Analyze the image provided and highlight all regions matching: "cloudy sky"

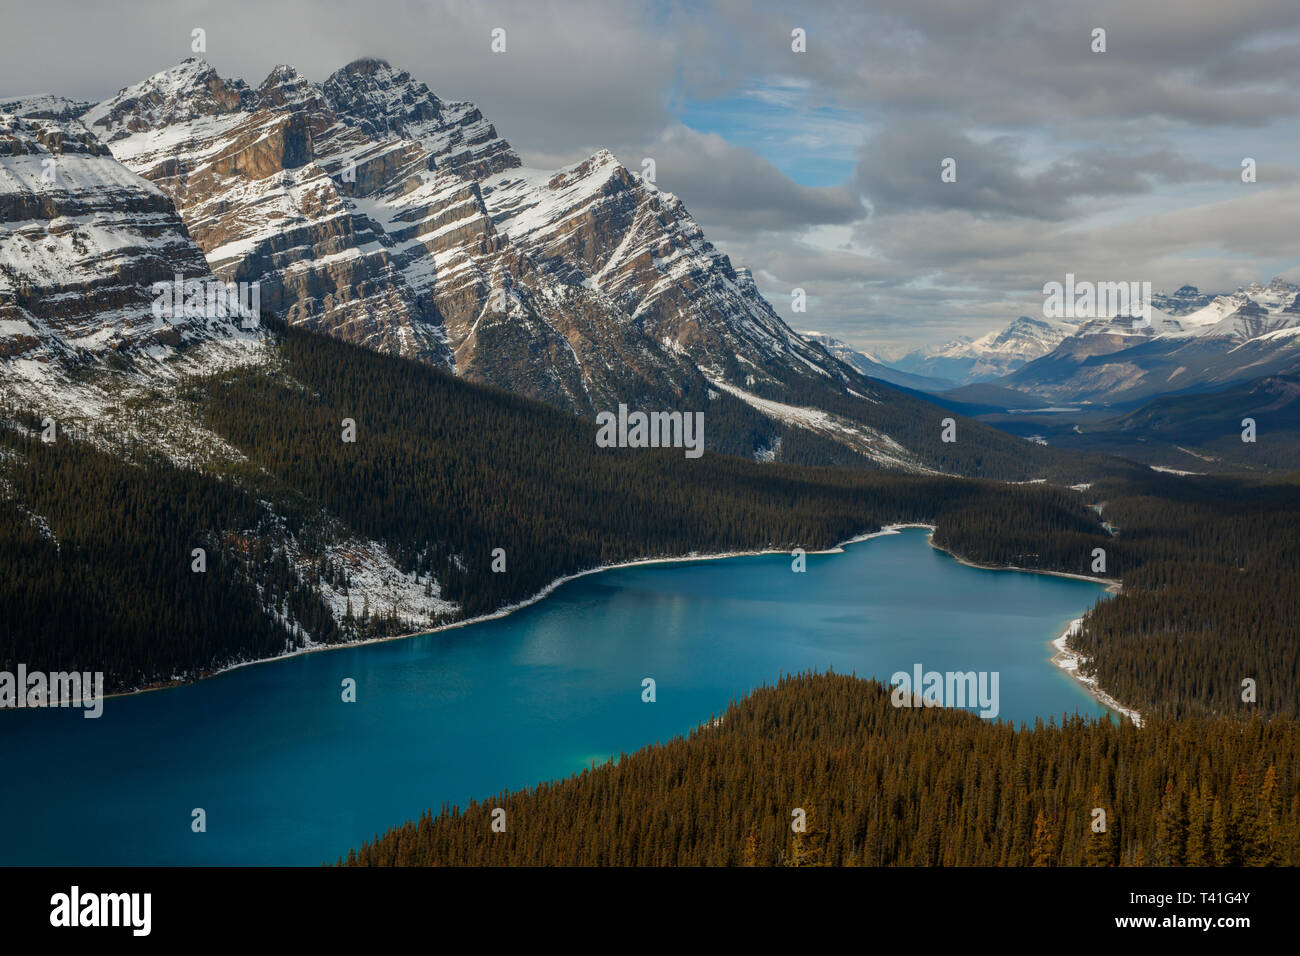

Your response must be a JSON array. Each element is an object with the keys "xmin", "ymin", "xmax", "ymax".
[{"xmin": 3, "ymin": 0, "xmax": 1299, "ymax": 353}]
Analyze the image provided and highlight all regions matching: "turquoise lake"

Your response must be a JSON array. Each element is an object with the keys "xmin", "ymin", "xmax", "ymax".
[{"xmin": 0, "ymin": 527, "xmax": 1113, "ymax": 865}]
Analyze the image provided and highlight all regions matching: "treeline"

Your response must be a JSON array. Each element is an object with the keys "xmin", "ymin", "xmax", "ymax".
[
  {"xmin": 197, "ymin": 323, "xmax": 1113, "ymax": 622},
  {"xmin": 0, "ymin": 321, "xmax": 1115, "ymax": 692},
  {"xmin": 340, "ymin": 672, "xmax": 1299, "ymax": 867},
  {"xmin": 1069, "ymin": 471, "xmax": 1300, "ymax": 719},
  {"xmin": 731, "ymin": 351, "xmax": 1106, "ymax": 483},
  {"xmin": 0, "ymin": 422, "xmax": 344, "ymax": 690}
]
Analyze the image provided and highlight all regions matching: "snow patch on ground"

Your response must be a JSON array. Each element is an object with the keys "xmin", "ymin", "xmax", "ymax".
[
  {"xmin": 310, "ymin": 537, "xmax": 458, "ymax": 627},
  {"xmin": 1051, "ymin": 619, "xmax": 1143, "ymax": 726},
  {"xmin": 707, "ymin": 377, "xmax": 928, "ymax": 472}
]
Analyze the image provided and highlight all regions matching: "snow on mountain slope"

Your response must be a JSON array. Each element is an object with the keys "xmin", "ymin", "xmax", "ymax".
[
  {"xmin": 886, "ymin": 315, "xmax": 1077, "ymax": 384},
  {"xmin": 1199, "ymin": 297, "xmax": 1300, "ymax": 343},
  {"xmin": 0, "ymin": 95, "xmax": 92, "ymax": 121},
  {"xmin": 480, "ymin": 150, "xmax": 847, "ymax": 389},
  {"xmin": 71, "ymin": 58, "xmax": 926, "ymax": 466},
  {"xmin": 708, "ymin": 377, "xmax": 928, "ymax": 471},
  {"xmin": 0, "ymin": 111, "xmax": 256, "ymax": 366},
  {"xmin": 1001, "ymin": 280, "xmax": 1300, "ymax": 403},
  {"xmin": 968, "ymin": 315, "xmax": 1078, "ymax": 358},
  {"xmin": 320, "ymin": 58, "xmax": 520, "ymax": 180},
  {"xmin": 83, "ymin": 59, "xmax": 461, "ymax": 365},
  {"xmin": 1150, "ymin": 284, "xmax": 1214, "ymax": 316},
  {"xmin": 1162, "ymin": 295, "xmax": 1244, "ymax": 332}
]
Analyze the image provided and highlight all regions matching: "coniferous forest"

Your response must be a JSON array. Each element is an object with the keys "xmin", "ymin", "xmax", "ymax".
[
  {"xmin": 3, "ymin": 321, "xmax": 1299, "ymax": 872},
  {"xmin": 2, "ymin": 321, "xmax": 1298, "ymax": 724},
  {"xmin": 342, "ymin": 672, "xmax": 1299, "ymax": 867},
  {"xmin": 0, "ymin": 322, "xmax": 1119, "ymax": 693}
]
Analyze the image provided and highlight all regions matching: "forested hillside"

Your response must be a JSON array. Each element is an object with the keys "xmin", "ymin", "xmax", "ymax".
[
  {"xmin": 342, "ymin": 672, "xmax": 1300, "ymax": 867},
  {"xmin": 0, "ymin": 322, "xmax": 1115, "ymax": 694},
  {"xmin": 0, "ymin": 421, "xmax": 344, "ymax": 689},
  {"xmin": 1069, "ymin": 470, "xmax": 1300, "ymax": 719},
  {"xmin": 4, "ymin": 321, "xmax": 1297, "ymax": 725},
  {"xmin": 197, "ymin": 323, "xmax": 1113, "ymax": 620}
]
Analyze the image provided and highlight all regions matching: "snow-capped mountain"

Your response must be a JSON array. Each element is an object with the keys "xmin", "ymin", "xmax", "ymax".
[
  {"xmin": 62, "ymin": 57, "xmax": 945, "ymax": 466},
  {"xmin": 1150, "ymin": 284, "xmax": 1215, "ymax": 316},
  {"xmin": 1001, "ymin": 281, "xmax": 1300, "ymax": 404},
  {"xmin": 885, "ymin": 315, "xmax": 1079, "ymax": 384},
  {"xmin": 0, "ymin": 56, "xmax": 1080, "ymax": 479},
  {"xmin": 797, "ymin": 332, "xmax": 956, "ymax": 391},
  {"xmin": 0, "ymin": 110, "xmax": 255, "ymax": 368},
  {"xmin": 74, "ymin": 60, "xmax": 846, "ymax": 403}
]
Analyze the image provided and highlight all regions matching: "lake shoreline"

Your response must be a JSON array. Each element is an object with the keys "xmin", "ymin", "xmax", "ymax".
[
  {"xmin": 1049, "ymin": 620, "xmax": 1144, "ymax": 726},
  {"xmin": 912, "ymin": 525, "xmax": 1138, "ymax": 723},
  {"xmin": 920, "ymin": 526, "xmax": 1122, "ymax": 594},
  {"xmin": 99, "ymin": 526, "xmax": 910, "ymax": 702},
  {"xmin": 99, "ymin": 522, "xmax": 1123, "ymax": 707}
]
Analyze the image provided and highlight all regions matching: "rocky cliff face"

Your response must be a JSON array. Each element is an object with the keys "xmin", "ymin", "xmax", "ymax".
[
  {"xmin": 79, "ymin": 59, "xmax": 454, "ymax": 365},
  {"xmin": 0, "ymin": 111, "xmax": 243, "ymax": 366},
  {"xmin": 479, "ymin": 150, "xmax": 841, "ymax": 390},
  {"xmin": 75, "ymin": 59, "xmax": 873, "ymax": 432},
  {"xmin": 321, "ymin": 58, "xmax": 520, "ymax": 181}
]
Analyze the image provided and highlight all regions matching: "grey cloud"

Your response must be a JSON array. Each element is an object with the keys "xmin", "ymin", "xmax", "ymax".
[
  {"xmin": 3, "ymin": 0, "xmax": 1298, "ymax": 353},
  {"xmin": 637, "ymin": 126, "xmax": 864, "ymax": 232},
  {"xmin": 853, "ymin": 125, "xmax": 1225, "ymax": 220}
]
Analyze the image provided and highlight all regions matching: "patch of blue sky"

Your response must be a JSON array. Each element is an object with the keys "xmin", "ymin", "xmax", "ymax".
[{"xmin": 679, "ymin": 81, "xmax": 868, "ymax": 187}]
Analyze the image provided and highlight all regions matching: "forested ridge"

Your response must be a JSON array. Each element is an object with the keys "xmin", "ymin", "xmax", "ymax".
[
  {"xmin": 2, "ymin": 320, "xmax": 1297, "ymax": 725},
  {"xmin": 0, "ymin": 421, "xmax": 345, "ymax": 689},
  {"xmin": 197, "ymin": 324, "xmax": 1113, "ymax": 621},
  {"xmin": 341, "ymin": 672, "xmax": 1299, "ymax": 867},
  {"xmin": 0, "ymin": 312, "xmax": 1110, "ymax": 693},
  {"xmin": 1069, "ymin": 471, "xmax": 1300, "ymax": 720}
]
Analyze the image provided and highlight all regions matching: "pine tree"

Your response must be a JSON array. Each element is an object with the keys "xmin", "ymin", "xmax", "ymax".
[
  {"xmin": 1084, "ymin": 786, "xmax": 1113, "ymax": 867},
  {"xmin": 1250, "ymin": 766, "xmax": 1281, "ymax": 866},
  {"xmin": 1031, "ymin": 811, "xmax": 1055, "ymax": 867},
  {"xmin": 788, "ymin": 804, "xmax": 826, "ymax": 867},
  {"xmin": 1230, "ymin": 769, "xmax": 1257, "ymax": 867},
  {"xmin": 1210, "ymin": 797, "xmax": 1232, "ymax": 866},
  {"xmin": 1185, "ymin": 788, "xmax": 1209, "ymax": 867},
  {"xmin": 1154, "ymin": 780, "xmax": 1186, "ymax": 866}
]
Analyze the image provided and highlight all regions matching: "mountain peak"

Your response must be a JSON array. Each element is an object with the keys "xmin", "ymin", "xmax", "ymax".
[
  {"xmin": 323, "ymin": 57, "xmax": 443, "ymax": 117},
  {"xmin": 336, "ymin": 57, "xmax": 395, "ymax": 76},
  {"xmin": 322, "ymin": 58, "xmax": 519, "ymax": 179},
  {"xmin": 82, "ymin": 58, "xmax": 252, "ymax": 136},
  {"xmin": 256, "ymin": 64, "xmax": 324, "ymax": 111}
]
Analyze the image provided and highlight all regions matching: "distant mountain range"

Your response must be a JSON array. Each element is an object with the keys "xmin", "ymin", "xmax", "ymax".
[
  {"xmin": 878, "ymin": 315, "xmax": 1081, "ymax": 385},
  {"xmin": 856, "ymin": 281, "xmax": 1300, "ymax": 402},
  {"xmin": 830, "ymin": 281, "xmax": 1300, "ymax": 472},
  {"xmin": 999, "ymin": 280, "xmax": 1300, "ymax": 406},
  {"xmin": 797, "ymin": 332, "xmax": 956, "ymax": 391}
]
